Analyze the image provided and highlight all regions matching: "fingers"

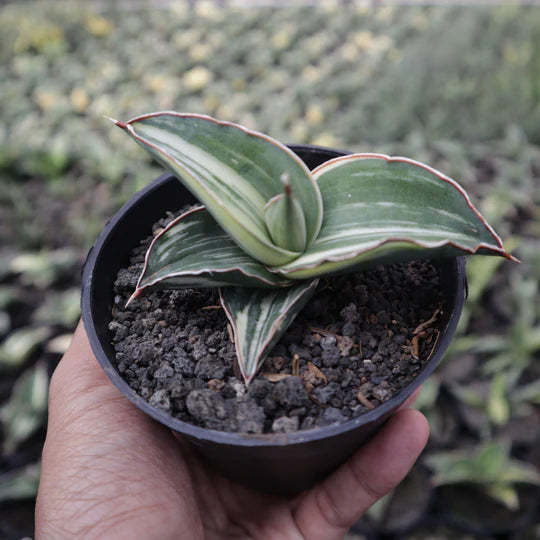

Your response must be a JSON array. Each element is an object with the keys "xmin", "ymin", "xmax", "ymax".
[
  {"xmin": 294, "ymin": 409, "xmax": 429, "ymax": 540},
  {"xmin": 37, "ymin": 320, "xmax": 205, "ymax": 539},
  {"xmin": 48, "ymin": 320, "xmax": 111, "ymax": 400},
  {"xmin": 46, "ymin": 320, "xmax": 134, "ymax": 438}
]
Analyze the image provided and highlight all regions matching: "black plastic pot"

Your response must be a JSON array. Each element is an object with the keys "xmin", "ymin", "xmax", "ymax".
[{"xmin": 81, "ymin": 144, "xmax": 467, "ymax": 495}]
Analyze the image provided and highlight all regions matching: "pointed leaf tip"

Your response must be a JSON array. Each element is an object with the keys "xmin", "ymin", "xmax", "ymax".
[
  {"xmin": 116, "ymin": 112, "xmax": 323, "ymax": 264},
  {"xmin": 220, "ymin": 279, "xmax": 319, "ymax": 384},
  {"xmin": 104, "ymin": 115, "xmax": 127, "ymax": 129},
  {"xmin": 125, "ymin": 289, "xmax": 141, "ymax": 308},
  {"xmin": 503, "ymin": 251, "xmax": 520, "ymax": 263},
  {"xmin": 281, "ymin": 172, "xmax": 292, "ymax": 195},
  {"xmin": 276, "ymin": 154, "xmax": 517, "ymax": 278}
]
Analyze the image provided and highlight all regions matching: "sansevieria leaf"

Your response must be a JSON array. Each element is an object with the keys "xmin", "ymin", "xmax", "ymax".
[
  {"xmin": 264, "ymin": 175, "xmax": 307, "ymax": 253},
  {"xmin": 220, "ymin": 279, "xmax": 319, "ymax": 384},
  {"xmin": 109, "ymin": 112, "xmax": 322, "ymax": 266},
  {"xmin": 274, "ymin": 154, "xmax": 515, "ymax": 279},
  {"xmin": 128, "ymin": 207, "xmax": 292, "ymax": 304}
]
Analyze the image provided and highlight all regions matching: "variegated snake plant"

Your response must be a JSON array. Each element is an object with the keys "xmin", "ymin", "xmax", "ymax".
[{"xmin": 107, "ymin": 112, "xmax": 515, "ymax": 384}]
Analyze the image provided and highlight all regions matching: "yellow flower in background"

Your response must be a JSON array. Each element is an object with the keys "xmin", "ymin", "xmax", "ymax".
[
  {"xmin": 70, "ymin": 88, "xmax": 90, "ymax": 113},
  {"xmin": 203, "ymin": 93, "xmax": 220, "ymax": 113},
  {"xmin": 302, "ymin": 65, "xmax": 322, "ymax": 83},
  {"xmin": 183, "ymin": 66, "xmax": 213, "ymax": 92},
  {"xmin": 189, "ymin": 43, "xmax": 213, "ymax": 63},
  {"xmin": 353, "ymin": 31, "xmax": 375, "ymax": 51},
  {"xmin": 311, "ymin": 132, "xmax": 341, "ymax": 148},
  {"xmin": 173, "ymin": 28, "xmax": 201, "ymax": 50},
  {"xmin": 272, "ymin": 29, "xmax": 292, "ymax": 51},
  {"xmin": 85, "ymin": 14, "xmax": 113, "ymax": 37},
  {"xmin": 305, "ymin": 104, "xmax": 324, "ymax": 127},
  {"xmin": 353, "ymin": 31, "xmax": 393, "ymax": 54},
  {"xmin": 232, "ymin": 78, "xmax": 247, "ymax": 92},
  {"xmin": 339, "ymin": 43, "xmax": 359, "ymax": 62},
  {"xmin": 13, "ymin": 20, "xmax": 65, "ymax": 53},
  {"xmin": 35, "ymin": 89, "xmax": 59, "ymax": 111},
  {"xmin": 195, "ymin": 0, "xmax": 222, "ymax": 20},
  {"xmin": 320, "ymin": 0, "xmax": 340, "ymax": 11},
  {"xmin": 290, "ymin": 121, "xmax": 308, "ymax": 143},
  {"xmin": 216, "ymin": 103, "xmax": 235, "ymax": 120},
  {"xmin": 145, "ymin": 75, "xmax": 169, "ymax": 94}
]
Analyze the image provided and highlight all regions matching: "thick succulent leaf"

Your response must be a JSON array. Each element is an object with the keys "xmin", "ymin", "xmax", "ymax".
[
  {"xmin": 128, "ymin": 207, "xmax": 292, "ymax": 303},
  {"xmin": 220, "ymin": 279, "xmax": 319, "ymax": 384},
  {"xmin": 264, "ymin": 187, "xmax": 307, "ymax": 253},
  {"xmin": 110, "ymin": 112, "xmax": 322, "ymax": 266},
  {"xmin": 273, "ymin": 154, "xmax": 515, "ymax": 279}
]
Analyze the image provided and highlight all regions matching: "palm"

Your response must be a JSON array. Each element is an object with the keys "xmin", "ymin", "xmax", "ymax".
[{"xmin": 36, "ymin": 323, "xmax": 428, "ymax": 540}]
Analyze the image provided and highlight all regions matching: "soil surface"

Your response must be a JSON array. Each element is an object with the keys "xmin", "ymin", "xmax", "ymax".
[{"xmin": 109, "ymin": 215, "xmax": 443, "ymax": 434}]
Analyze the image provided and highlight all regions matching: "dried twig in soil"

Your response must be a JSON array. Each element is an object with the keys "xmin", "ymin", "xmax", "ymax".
[
  {"xmin": 308, "ymin": 393, "xmax": 326, "ymax": 408},
  {"xmin": 356, "ymin": 390, "xmax": 375, "ymax": 410},
  {"xmin": 309, "ymin": 326, "xmax": 340, "ymax": 338},
  {"xmin": 307, "ymin": 361, "xmax": 327, "ymax": 383},
  {"xmin": 413, "ymin": 305, "xmax": 441, "ymax": 335},
  {"xmin": 292, "ymin": 354, "xmax": 300, "ymax": 376},
  {"xmin": 263, "ymin": 373, "xmax": 291, "ymax": 383},
  {"xmin": 424, "ymin": 329, "xmax": 441, "ymax": 361}
]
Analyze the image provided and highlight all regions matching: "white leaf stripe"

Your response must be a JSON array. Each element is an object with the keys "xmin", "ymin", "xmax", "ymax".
[
  {"xmin": 313, "ymin": 226, "xmax": 482, "ymax": 245},
  {"xmin": 220, "ymin": 280, "xmax": 319, "ymax": 384},
  {"xmin": 317, "ymin": 201, "xmax": 476, "ymax": 230},
  {"xmin": 277, "ymin": 239, "xmax": 512, "ymax": 280},
  {"xmin": 275, "ymin": 239, "xmax": 508, "ymax": 280}
]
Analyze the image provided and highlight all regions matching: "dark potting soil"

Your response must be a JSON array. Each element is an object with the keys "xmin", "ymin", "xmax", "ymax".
[{"xmin": 109, "ymin": 213, "xmax": 442, "ymax": 434}]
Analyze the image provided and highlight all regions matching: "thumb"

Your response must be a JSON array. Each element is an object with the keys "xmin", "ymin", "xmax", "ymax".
[{"xmin": 294, "ymin": 408, "xmax": 429, "ymax": 540}]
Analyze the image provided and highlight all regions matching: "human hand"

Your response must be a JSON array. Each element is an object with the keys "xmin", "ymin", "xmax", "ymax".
[{"xmin": 35, "ymin": 321, "xmax": 429, "ymax": 540}]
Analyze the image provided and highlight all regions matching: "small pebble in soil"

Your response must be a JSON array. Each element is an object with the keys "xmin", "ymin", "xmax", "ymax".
[
  {"xmin": 110, "ymin": 216, "xmax": 443, "ymax": 434},
  {"xmin": 273, "ymin": 416, "xmax": 300, "ymax": 433}
]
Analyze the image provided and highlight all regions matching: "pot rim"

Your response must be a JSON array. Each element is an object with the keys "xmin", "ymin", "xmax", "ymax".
[{"xmin": 82, "ymin": 143, "xmax": 466, "ymax": 448}]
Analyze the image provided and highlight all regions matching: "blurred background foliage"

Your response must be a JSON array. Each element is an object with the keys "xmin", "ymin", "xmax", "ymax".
[{"xmin": 0, "ymin": 1, "xmax": 538, "ymax": 538}]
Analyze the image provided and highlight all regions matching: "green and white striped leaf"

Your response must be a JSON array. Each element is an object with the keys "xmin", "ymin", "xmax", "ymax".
[
  {"xmin": 129, "ymin": 207, "xmax": 292, "ymax": 303},
  {"xmin": 111, "ymin": 112, "xmax": 322, "ymax": 266},
  {"xmin": 273, "ymin": 154, "xmax": 514, "ymax": 279},
  {"xmin": 220, "ymin": 279, "xmax": 319, "ymax": 384},
  {"xmin": 264, "ymin": 177, "xmax": 307, "ymax": 253}
]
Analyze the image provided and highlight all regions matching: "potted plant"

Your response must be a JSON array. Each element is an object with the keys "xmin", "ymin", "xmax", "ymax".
[{"xmin": 81, "ymin": 112, "xmax": 514, "ymax": 494}]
